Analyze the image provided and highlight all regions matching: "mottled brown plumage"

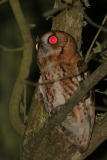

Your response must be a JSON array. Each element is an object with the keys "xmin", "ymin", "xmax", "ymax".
[{"xmin": 36, "ymin": 31, "xmax": 95, "ymax": 152}]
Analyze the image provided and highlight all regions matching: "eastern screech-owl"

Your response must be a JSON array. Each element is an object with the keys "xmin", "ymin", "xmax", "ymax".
[{"xmin": 36, "ymin": 31, "xmax": 95, "ymax": 152}]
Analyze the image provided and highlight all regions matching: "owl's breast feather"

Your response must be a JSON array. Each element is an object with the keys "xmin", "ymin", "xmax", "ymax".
[{"xmin": 38, "ymin": 73, "xmax": 80, "ymax": 111}]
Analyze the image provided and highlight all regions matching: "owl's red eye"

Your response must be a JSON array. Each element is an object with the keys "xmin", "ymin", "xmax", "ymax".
[{"xmin": 48, "ymin": 36, "xmax": 57, "ymax": 44}]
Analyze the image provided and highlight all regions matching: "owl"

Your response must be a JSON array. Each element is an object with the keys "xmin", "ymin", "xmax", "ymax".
[{"xmin": 36, "ymin": 31, "xmax": 95, "ymax": 152}]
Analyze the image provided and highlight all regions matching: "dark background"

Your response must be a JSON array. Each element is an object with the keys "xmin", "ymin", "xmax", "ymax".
[{"xmin": 0, "ymin": 0, "xmax": 107, "ymax": 160}]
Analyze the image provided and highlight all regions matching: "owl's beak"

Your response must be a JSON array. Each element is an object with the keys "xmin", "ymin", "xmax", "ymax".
[
  {"xmin": 36, "ymin": 43, "xmax": 39, "ymax": 51},
  {"xmin": 35, "ymin": 36, "xmax": 40, "ymax": 51}
]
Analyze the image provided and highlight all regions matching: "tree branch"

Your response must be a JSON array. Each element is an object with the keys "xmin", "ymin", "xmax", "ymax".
[
  {"xmin": 85, "ymin": 15, "xmax": 107, "ymax": 63},
  {"xmin": 84, "ymin": 13, "xmax": 107, "ymax": 33},
  {"xmin": 9, "ymin": 0, "xmax": 33, "ymax": 136},
  {"xmin": 40, "ymin": 61, "xmax": 107, "ymax": 130},
  {"xmin": 21, "ymin": 61, "xmax": 107, "ymax": 160},
  {"xmin": 79, "ymin": 113, "xmax": 107, "ymax": 160},
  {"xmin": 0, "ymin": 0, "xmax": 8, "ymax": 5},
  {"xmin": 0, "ymin": 44, "xmax": 23, "ymax": 52},
  {"xmin": 20, "ymin": 0, "xmax": 107, "ymax": 159}
]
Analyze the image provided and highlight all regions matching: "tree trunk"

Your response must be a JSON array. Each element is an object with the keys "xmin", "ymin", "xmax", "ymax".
[{"xmin": 20, "ymin": 1, "xmax": 107, "ymax": 160}]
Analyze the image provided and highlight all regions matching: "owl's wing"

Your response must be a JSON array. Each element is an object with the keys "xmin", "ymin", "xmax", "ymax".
[
  {"xmin": 61, "ymin": 98, "xmax": 95, "ymax": 152},
  {"xmin": 38, "ymin": 76, "xmax": 52, "ymax": 114}
]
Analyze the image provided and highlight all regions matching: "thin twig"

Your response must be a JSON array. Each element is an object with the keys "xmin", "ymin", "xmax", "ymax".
[
  {"xmin": 0, "ymin": 0, "xmax": 8, "ymax": 5},
  {"xmin": 43, "ymin": 4, "xmax": 67, "ymax": 18},
  {"xmin": 95, "ymin": 106, "xmax": 107, "ymax": 112},
  {"xmin": 95, "ymin": 89, "xmax": 107, "ymax": 95},
  {"xmin": 43, "ymin": 6, "xmax": 107, "ymax": 33},
  {"xmin": 22, "ymin": 71, "xmax": 87, "ymax": 87},
  {"xmin": 85, "ymin": 15, "xmax": 107, "ymax": 63},
  {"xmin": 23, "ymin": 80, "xmax": 37, "ymax": 87},
  {"xmin": 0, "ymin": 44, "xmax": 23, "ymax": 52},
  {"xmin": 104, "ymin": 78, "xmax": 107, "ymax": 81},
  {"xmin": 22, "ymin": 50, "xmax": 106, "ymax": 87},
  {"xmin": 84, "ymin": 13, "xmax": 107, "ymax": 33}
]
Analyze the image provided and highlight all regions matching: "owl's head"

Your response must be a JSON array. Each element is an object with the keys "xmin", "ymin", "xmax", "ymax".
[{"xmin": 36, "ymin": 31, "xmax": 80, "ymax": 71}]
